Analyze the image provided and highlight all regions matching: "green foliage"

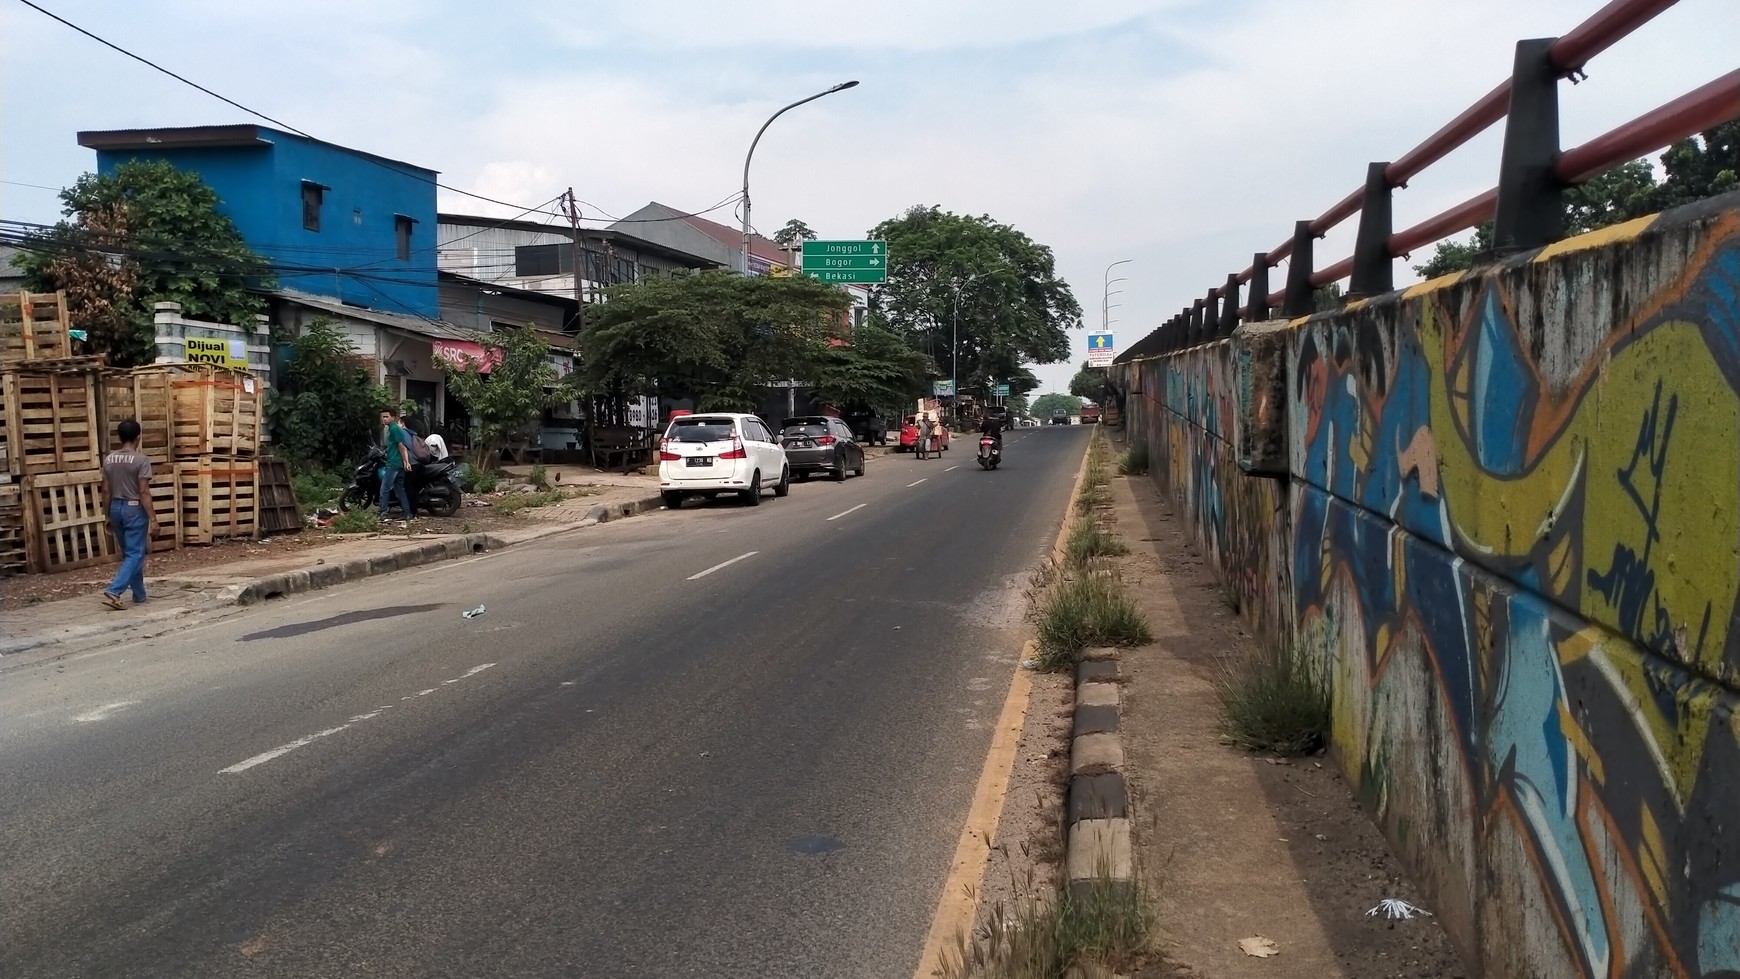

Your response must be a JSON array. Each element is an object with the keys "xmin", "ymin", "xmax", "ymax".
[
  {"xmin": 17, "ymin": 160, "xmax": 273, "ymax": 367},
  {"xmin": 772, "ymin": 219, "xmax": 818, "ymax": 246},
  {"xmin": 1030, "ymin": 392, "xmax": 1084, "ymax": 420},
  {"xmin": 582, "ymin": 270, "xmax": 850, "ymax": 409},
  {"xmin": 810, "ymin": 319, "xmax": 935, "ymax": 413},
  {"xmin": 1215, "ymin": 644, "xmax": 1332, "ymax": 756},
  {"xmin": 1068, "ymin": 361, "xmax": 1108, "ymax": 400},
  {"xmin": 267, "ymin": 318, "xmax": 395, "ymax": 470},
  {"xmin": 1066, "ymin": 518, "xmax": 1129, "ymax": 569},
  {"xmin": 290, "ymin": 465, "xmax": 343, "ymax": 514},
  {"xmin": 944, "ymin": 877, "xmax": 1152, "ymax": 979},
  {"xmin": 868, "ymin": 206, "xmax": 1080, "ymax": 392},
  {"xmin": 1033, "ymin": 573, "xmax": 1152, "ymax": 672},
  {"xmin": 1650, "ymin": 119, "xmax": 1738, "ymax": 211},
  {"xmin": 528, "ymin": 462, "xmax": 549, "ymax": 490},
  {"xmin": 460, "ymin": 463, "xmax": 498, "ymax": 494},
  {"xmin": 442, "ymin": 323, "xmax": 581, "ymax": 469},
  {"xmin": 331, "ymin": 509, "xmax": 380, "ymax": 535}
]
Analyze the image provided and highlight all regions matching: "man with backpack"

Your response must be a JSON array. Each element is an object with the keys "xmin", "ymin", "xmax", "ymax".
[{"xmin": 378, "ymin": 407, "xmax": 416, "ymax": 523}]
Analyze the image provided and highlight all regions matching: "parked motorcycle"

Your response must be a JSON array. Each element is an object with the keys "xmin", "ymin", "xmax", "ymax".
[
  {"xmin": 339, "ymin": 446, "xmax": 464, "ymax": 517},
  {"xmin": 977, "ymin": 436, "xmax": 1002, "ymax": 470}
]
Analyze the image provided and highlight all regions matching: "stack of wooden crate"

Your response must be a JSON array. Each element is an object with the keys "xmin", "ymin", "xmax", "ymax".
[
  {"xmin": 1, "ymin": 291, "xmax": 112, "ymax": 576},
  {"xmin": 0, "ymin": 290, "xmax": 273, "ymax": 578},
  {"xmin": 101, "ymin": 362, "xmax": 263, "ymax": 547}
]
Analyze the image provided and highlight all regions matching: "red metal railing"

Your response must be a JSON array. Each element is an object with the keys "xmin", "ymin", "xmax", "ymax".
[{"xmin": 1162, "ymin": 0, "xmax": 1740, "ymax": 327}]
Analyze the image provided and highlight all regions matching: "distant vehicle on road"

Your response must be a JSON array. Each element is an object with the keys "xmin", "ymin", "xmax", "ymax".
[
  {"xmin": 658, "ymin": 412, "xmax": 789, "ymax": 508},
  {"xmin": 1049, "ymin": 408, "xmax": 1070, "ymax": 425},
  {"xmin": 1080, "ymin": 404, "xmax": 1102, "ymax": 425},
  {"xmin": 780, "ymin": 416, "xmax": 866, "ymax": 482},
  {"xmin": 844, "ymin": 410, "xmax": 889, "ymax": 445}
]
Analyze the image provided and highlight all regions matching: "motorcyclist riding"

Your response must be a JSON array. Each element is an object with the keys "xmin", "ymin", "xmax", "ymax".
[{"xmin": 979, "ymin": 410, "xmax": 1004, "ymax": 445}]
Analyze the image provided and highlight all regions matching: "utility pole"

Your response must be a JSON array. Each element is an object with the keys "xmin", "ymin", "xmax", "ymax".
[{"xmin": 563, "ymin": 188, "xmax": 586, "ymax": 335}]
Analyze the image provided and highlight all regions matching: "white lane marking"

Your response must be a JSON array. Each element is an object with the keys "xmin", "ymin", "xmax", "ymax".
[
  {"xmin": 560, "ymin": 681, "xmax": 576, "ymax": 687},
  {"xmin": 220, "ymin": 724, "xmax": 353, "ymax": 774},
  {"xmin": 907, "ymin": 478, "xmax": 928, "ymax": 487},
  {"xmin": 945, "ymin": 465, "xmax": 959, "ymax": 472},
  {"xmin": 687, "ymin": 551, "xmax": 759, "ymax": 580},
  {"xmin": 219, "ymin": 662, "xmax": 498, "ymax": 775},
  {"xmin": 827, "ymin": 503, "xmax": 867, "ymax": 521},
  {"xmin": 73, "ymin": 700, "xmax": 140, "ymax": 723}
]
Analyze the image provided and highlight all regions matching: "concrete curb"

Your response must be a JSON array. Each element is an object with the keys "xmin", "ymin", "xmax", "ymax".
[
  {"xmin": 0, "ymin": 493, "xmax": 667, "ymax": 659},
  {"xmin": 1055, "ymin": 431, "xmax": 1137, "ymax": 902}
]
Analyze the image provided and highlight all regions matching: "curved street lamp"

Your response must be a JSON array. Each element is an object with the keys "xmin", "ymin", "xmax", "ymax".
[
  {"xmin": 740, "ymin": 80, "xmax": 860, "ymax": 274},
  {"xmin": 1102, "ymin": 259, "xmax": 1131, "ymax": 331}
]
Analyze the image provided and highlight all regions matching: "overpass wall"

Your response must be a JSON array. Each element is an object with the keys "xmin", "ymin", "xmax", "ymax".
[{"xmin": 1110, "ymin": 193, "xmax": 1740, "ymax": 977}]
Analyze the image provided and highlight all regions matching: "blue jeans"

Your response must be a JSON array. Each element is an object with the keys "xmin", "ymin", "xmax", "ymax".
[
  {"xmin": 379, "ymin": 465, "xmax": 414, "ymax": 519},
  {"xmin": 105, "ymin": 500, "xmax": 149, "ymax": 602}
]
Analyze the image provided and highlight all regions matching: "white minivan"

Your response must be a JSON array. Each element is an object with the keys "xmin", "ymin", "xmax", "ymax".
[{"xmin": 658, "ymin": 413, "xmax": 790, "ymax": 508}]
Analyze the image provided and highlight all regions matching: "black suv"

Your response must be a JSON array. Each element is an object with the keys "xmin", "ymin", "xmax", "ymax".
[{"xmin": 779, "ymin": 416, "xmax": 868, "ymax": 481}]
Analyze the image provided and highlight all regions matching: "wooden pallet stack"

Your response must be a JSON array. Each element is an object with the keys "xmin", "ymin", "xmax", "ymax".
[
  {"xmin": 1, "ymin": 291, "xmax": 113, "ymax": 575},
  {"xmin": 100, "ymin": 363, "xmax": 265, "ymax": 547}
]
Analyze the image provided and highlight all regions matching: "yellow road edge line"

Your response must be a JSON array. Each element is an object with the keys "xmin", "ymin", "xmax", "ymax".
[{"xmin": 911, "ymin": 432, "xmax": 1096, "ymax": 979}]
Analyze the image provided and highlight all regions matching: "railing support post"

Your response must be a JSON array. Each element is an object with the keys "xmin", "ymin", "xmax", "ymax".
[
  {"xmin": 1188, "ymin": 302, "xmax": 1204, "ymax": 346},
  {"xmin": 1494, "ymin": 37, "xmax": 1564, "ymax": 253},
  {"xmin": 1349, "ymin": 161, "xmax": 1394, "ymax": 298},
  {"xmin": 1282, "ymin": 220, "xmax": 1316, "ymax": 317},
  {"xmin": 1202, "ymin": 290, "xmax": 1220, "ymax": 342},
  {"xmin": 1220, "ymin": 275, "xmax": 1240, "ymax": 335},
  {"xmin": 1248, "ymin": 253, "xmax": 1270, "ymax": 322}
]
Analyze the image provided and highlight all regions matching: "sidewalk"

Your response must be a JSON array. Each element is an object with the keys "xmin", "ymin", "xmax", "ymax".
[
  {"xmin": 1103, "ymin": 466, "xmax": 1465, "ymax": 977},
  {"xmin": 0, "ymin": 472, "xmax": 664, "ymax": 661}
]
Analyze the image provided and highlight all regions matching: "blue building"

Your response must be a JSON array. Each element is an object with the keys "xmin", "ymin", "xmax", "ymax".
[{"xmin": 78, "ymin": 124, "xmax": 439, "ymax": 318}]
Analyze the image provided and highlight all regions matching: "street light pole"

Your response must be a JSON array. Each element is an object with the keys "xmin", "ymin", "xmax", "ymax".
[
  {"xmin": 740, "ymin": 80, "xmax": 859, "ymax": 275},
  {"xmin": 1102, "ymin": 259, "xmax": 1131, "ymax": 332}
]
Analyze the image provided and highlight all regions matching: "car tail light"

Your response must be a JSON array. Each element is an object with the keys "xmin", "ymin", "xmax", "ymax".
[
  {"xmin": 720, "ymin": 436, "xmax": 747, "ymax": 460},
  {"xmin": 658, "ymin": 436, "xmax": 680, "ymax": 462},
  {"xmin": 815, "ymin": 435, "xmax": 836, "ymax": 446}
]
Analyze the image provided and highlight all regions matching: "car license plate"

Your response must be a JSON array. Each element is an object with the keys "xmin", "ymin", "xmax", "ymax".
[{"xmin": 686, "ymin": 456, "xmax": 712, "ymax": 467}]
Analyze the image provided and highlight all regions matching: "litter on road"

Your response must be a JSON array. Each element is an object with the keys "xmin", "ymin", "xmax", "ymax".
[
  {"xmin": 463, "ymin": 605, "xmax": 487, "ymax": 619},
  {"xmin": 1367, "ymin": 898, "xmax": 1432, "ymax": 920},
  {"xmin": 1238, "ymin": 936, "xmax": 1280, "ymax": 957}
]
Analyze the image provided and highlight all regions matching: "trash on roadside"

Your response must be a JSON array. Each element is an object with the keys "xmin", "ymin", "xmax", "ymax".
[
  {"xmin": 462, "ymin": 605, "xmax": 487, "ymax": 619},
  {"xmin": 466, "ymin": 499, "xmax": 492, "ymax": 507},
  {"xmin": 1238, "ymin": 936, "xmax": 1279, "ymax": 957},
  {"xmin": 1021, "ymin": 659, "xmax": 1039, "ymax": 670},
  {"xmin": 1366, "ymin": 898, "xmax": 1432, "ymax": 920}
]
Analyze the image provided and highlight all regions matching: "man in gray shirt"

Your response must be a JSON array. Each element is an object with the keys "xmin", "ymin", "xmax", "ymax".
[{"xmin": 101, "ymin": 418, "xmax": 155, "ymax": 610}]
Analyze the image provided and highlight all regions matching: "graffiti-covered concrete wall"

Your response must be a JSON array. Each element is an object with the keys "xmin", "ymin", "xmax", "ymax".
[{"xmin": 1112, "ymin": 192, "xmax": 1740, "ymax": 978}]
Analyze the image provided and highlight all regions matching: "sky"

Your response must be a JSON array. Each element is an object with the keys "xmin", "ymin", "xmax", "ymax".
[{"xmin": 2, "ymin": 0, "xmax": 1736, "ymax": 397}]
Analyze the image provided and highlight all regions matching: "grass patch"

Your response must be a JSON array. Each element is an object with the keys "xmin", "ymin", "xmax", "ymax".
[
  {"xmin": 529, "ymin": 462, "xmax": 549, "ymax": 490},
  {"xmin": 330, "ymin": 509, "xmax": 380, "ymax": 535},
  {"xmin": 1117, "ymin": 443, "xmax": 1149, "ymax": 476},
  {"xmin": 1074, "ymin": 482, "xmax": 1111, "ymax": 514},
  {"xmin": 1215, "ymin": 644, "xmax": 1331, "ymax": 756},
  {"xmin": 290, "ymin": 465, "xmax": 343, "ymax": 515},
  {"xmin": 1065, "ymin": 518, "xmax": 1128, "ymax": 569},
  {"xmin": 495, "ymin": 489, "xmax": 565, "ymax": 516},
  {"xmin": 944, "ymin": 877, "xmax": 1153, "ymax": 979},
  {"xmin": 1033, "ymin": 572, "xmax": 1152, "ymax": 672}
]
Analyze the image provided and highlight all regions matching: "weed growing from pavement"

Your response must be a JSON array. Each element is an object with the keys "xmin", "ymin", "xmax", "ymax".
[
  {"xmin": 943, "ymin": 871, "xmax": 1153, "ymax": 979},
  {"xmin": 1033, "ymin": 573, "xmax": 1152, "ymax": 672},
  {"xmin": 1117, "ymin": 442, "xmax": 1149, "ymax": 477},
  {"xmin": 290, "ymin": 465, "xmax": 343, "ymax": 514},
  {"xmin": 460, "ymin": 464, "xmax": 499, "ymax": 494},
  {"xmin": 495, "ymin": 489, "xmax": 565, "ymax": 516},
  {"xmin": 1065, "ymin": 519, "xmax": 1128, "ymax": 569},
  {"xmin": 1215, "ymin": 644, "xmax": 1331, "ymax": 756},
  {"xmin": 528, "ymin": 462, "xmax": 549, "ymax": 490},
  {"xmin": 330, "ymin": 509, "xmax": 380, "ymax": 535}
]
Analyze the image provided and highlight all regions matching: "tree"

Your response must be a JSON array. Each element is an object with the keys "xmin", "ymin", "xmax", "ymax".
[
  {"xmin": 441, "ymin": 323, "xmax": 581, "ymax": 469},
  {"xmin": 1651, "ymin": 119, "xmax": 1739, "ymax": 211},
  {"xmin": 1068, "ymin": 361, "xmax": 1107, "ymax": 400},
  {"xmin": 867, "ymin": 206, "xmax": 1080, "ymax": 396},
  {"xmin": 266, "ymin": 317, "xmax": 395, "ymax": 471},
  {"xmin": 809, "ymin": 318, "xmax": 934, "ymax": 415},
  {"xmin": 1031, "ymin": 393, "xmax": 1085, "ymax": 419},
  {"xmin": 17, "ymin": 160, "xmax": 272, "ymax": 367},
  {"xmin": 772, "ymin": 219, "xmax": 818, "ymax": 246},
  {"xmin": 580, "ymin": 270, "xmax": 850, "ymax": 412}
]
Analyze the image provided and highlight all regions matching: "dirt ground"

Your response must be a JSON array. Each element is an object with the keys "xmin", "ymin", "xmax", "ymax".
[{"xmin": 1107, "ymin": 470, "xmax": 1466, "ymax": 979}]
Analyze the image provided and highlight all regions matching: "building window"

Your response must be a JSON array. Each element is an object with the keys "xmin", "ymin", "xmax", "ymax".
[
  {"xmin": 515, "ymin": 243, "xmax": 564, "ymax": 277},
  {"xmin": 395, "ymin": 214, "xmax": 416, "ymax": 260},
  {"xmin": 301, "ymin": 181, "xmax": 326, "ymax": 232}
]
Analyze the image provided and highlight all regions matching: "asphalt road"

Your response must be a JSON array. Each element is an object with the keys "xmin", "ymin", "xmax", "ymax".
[{"xmin": 0, "ymin": 424, "xmax": 1089, "ymax": 979}]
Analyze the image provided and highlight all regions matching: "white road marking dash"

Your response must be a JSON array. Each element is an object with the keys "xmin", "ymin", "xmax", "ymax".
[
  {"xmin": 945, "ymin": 465, "xmax": 959, "ymax": 472},
  {"xmin": 687, "ymin": 551, "xmax": 759, "ymax": 580},
  {"xmin": 219, "ymin": 725, "xmax": 351, "ymax": 774},
  {"xmin": 907, "ymin": 478, "xmax": 927, "ymax": 487},
  {"xmin": 827, "ymin": 503, "xmax": 867, "ymax": 521},
  {"xmin": 74, "ymin": 700, "xmax": 140, "ymax": 723}
]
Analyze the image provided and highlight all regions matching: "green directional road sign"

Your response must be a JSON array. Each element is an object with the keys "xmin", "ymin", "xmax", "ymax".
[
  {"xmin": 801, "ymin": 239, "xmax": 889, "ymax": 284},
  {"xmin": 993, "ymin": 383, "xmax": 1010, "ymax": 396}
]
